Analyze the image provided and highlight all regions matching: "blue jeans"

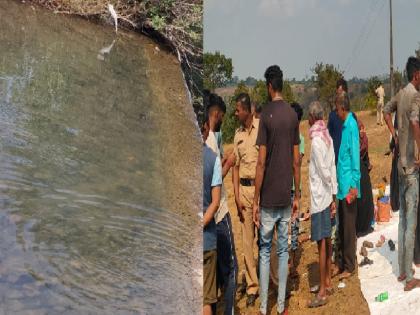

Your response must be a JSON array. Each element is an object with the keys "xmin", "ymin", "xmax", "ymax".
[
  {"xmin": 216, "ymin": 213, "xmax": 237, "ymax": 315},
  {"xmin": 259, "ymin": 206, "xmax": 291, "ymax": 315},
  {"xmin": 398, "ymin": 172, "xmax": 419, "ymax": 282}
]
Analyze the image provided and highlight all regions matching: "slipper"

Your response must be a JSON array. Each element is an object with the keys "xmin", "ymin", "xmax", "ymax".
[
  {"xmin": 360, "ymin": 246, "xmax": 368, "ymax": 257},
  {"xmin": 359, "ymin": 257, "xmax": 373, "ymax": 267},
  {"xmin": 404, "ymin": 278, "xmax": 420, "ymax": 291},
  {"xmin": 307, "ymin": 294, "xmax": 327, "ymax": 308},
  {"xmin": 363, "ymin": 240, "xmax": 374, "ymax": 248},
  {"xmin": 309, "ymin": 285, "xmax": 334, "ymax": 296},
  {"xmin": 398, "ymin": 269, "xmax": 415, "ymax": 282},
  {"xmin": 310, "ymin": 284, "xmax": 319, "ymax": 293},
  {"xmin": 376, "ymin": 237, "xmax": 385, "ymax": 247},
  {"xmin": 388, "ymin": 239, "xmax": 395, "ymax": 251}
]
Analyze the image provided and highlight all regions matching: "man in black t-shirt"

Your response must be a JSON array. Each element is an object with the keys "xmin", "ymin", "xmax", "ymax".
[{"xmin": 253, "ymin": 65, "xmax": 300, "ymax": 315}]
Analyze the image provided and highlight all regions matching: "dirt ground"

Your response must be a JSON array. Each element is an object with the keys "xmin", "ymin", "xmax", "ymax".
[{"xmin": 220, "ymin": 110, "xmax": 391, "ymax": 315}]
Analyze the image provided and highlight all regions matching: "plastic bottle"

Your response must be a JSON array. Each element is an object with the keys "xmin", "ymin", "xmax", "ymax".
[{"xmin": 375, "ymin": 291, "xmax": 388, "ymax": 302}]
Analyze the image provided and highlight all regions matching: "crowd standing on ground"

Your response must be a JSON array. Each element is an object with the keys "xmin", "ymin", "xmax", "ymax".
[{"xmin": 202, "ymin": 56, "xmax": 420, "ymax": 315}]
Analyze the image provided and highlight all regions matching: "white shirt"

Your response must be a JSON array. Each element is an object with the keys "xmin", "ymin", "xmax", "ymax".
[
  {"xmin": 375, "ymin": 85, "xmax": 385, "ymax": 103},
  {"xmin": 206, "ymin": 131, "xmax": 229, "ymax": 223},
  {"xmin": 309, "ymin": 136, "xmax": 338, "ymax": 214}
]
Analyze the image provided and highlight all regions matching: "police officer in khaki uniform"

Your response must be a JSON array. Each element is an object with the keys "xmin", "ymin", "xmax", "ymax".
[{"xmin": 233, "ymin": 93, "xmax": 259, "ymax": 307}]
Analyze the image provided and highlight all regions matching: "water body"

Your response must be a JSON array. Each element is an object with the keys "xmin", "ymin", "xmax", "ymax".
[{"xmin": 0, "ymin": 1, "xmax": 201, "ymax": 314}]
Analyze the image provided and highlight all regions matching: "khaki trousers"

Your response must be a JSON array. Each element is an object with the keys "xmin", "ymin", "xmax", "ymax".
[{"xmin": 239, "ymin": 185, "xmax": 259, "ymax": 295}]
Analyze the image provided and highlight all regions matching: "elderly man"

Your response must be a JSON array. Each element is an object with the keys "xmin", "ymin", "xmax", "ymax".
[
  {"xmin": 335, "ymin": 92, "xmax": 360, "ymax": 280},
  {"xmin": 385, "ymin": 56, "xmax": 420, "ymax": 290},
  {"xmin": 307, "ymin": 101, "xmax": 337, "ymax": 308}
]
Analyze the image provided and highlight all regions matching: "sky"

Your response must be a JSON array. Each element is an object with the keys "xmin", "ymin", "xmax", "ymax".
[{"xmin": 204, "ymin": 0, "xmax": 420, "ymax": 80}]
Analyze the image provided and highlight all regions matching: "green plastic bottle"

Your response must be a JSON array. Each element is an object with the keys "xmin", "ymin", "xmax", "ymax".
[{"xmin": 375, "ymin": 291, "xmax": 388, "ymax": 302}]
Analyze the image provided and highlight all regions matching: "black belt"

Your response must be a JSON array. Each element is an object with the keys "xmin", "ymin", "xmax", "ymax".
[{"xmin": 240, "ymin": 178, "xmax": 255, "ymax": 186}]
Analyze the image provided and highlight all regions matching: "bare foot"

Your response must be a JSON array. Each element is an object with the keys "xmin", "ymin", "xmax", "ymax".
[
  {"xmin": 338, "ymin": 271, "xmax": 352, "ymax": 280},
  {"xmin": 331, "ymin": 264, "xmax": 341, "ymax": 278}
]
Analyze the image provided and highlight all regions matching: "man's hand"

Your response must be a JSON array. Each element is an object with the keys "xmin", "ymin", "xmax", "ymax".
[
  {"xmin": 253, "ymin": 202, "xmax": 260, "ymax": 229},
  {"xmin": 235, "ymin": 198, "xmax": 245, "ymax": 222},
  {"xmin": 330, "ymin": 201, "xmax": 336, "ymax": 219},
  {"xmin": 348, "ymin": 188, "xmax": 358, "ymax": 203}
]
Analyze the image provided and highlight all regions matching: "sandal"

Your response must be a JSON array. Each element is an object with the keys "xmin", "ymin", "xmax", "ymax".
[
  {"xmin": 359, "ymin": 257, "xmax": 373, "ymax": 267},
  {"xmin": 362, "ymin": 240, "xmax": 374, "ymax": 248},
  {"xmin": 307, "ymin": 294, "xmax": 327, "ymax": 308},
  {"xmin": 404, "ymin": 278, "xmax": 420, "ymax": 291},
  {"xmin": 376, "ymin": 235, "xmax": 386, "ymax": 247},
  {"xmin": 309, "ymin": 285, "xmax": 334, "ymax": 296},
  {"xmin": 388, "ymin": 239, "xmax": 395, "ymax": 251},
  {"xmin": 360, "ymin": 246, "xmax": 368, "ymax": 257},
  {"xmin": 398, "ymin": 269, "xmax": 415, "ymax": 282}
]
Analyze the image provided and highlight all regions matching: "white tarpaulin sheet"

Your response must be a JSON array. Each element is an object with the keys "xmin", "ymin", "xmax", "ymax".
[{"xmin": 356, "ymin": 211, "xmax": 420, "ymax": 315}]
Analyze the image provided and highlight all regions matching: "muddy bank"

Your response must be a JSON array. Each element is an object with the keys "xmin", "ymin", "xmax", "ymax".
[
  {"xmin": 25, "ymin": 0, "xmax": 203, "ymax": 119},
  {"xmin": 143, "ymin": 28, "xmax": 202, "ymax": 307}
]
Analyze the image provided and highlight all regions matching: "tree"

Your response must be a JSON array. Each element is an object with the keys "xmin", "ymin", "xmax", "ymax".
[
  {"xmin": 283, "ymin": 80, "xmax": 295, "ymax": 104},
  {"xmin": 244, "ymin": 76, "xmax": 258, "ymax": 86},
  {"xmin": 416, "ymin": 43, "xmax": 420, "ymax": 59},
  {"xmin": 221, "ymin": 81, "xmax": 249, "ymax": 143},
  {"xmin": 250, "ymin": 80, "xmax": 268, "ymax": 105},
  {"xmin": 204, "ymin": 51, "xmax": 233, "ymax": 91},
  {"xmin": 312, "ymin": 63, "xmax": 343, "ymax": 112},
  {"xmin": 392, "ymin": 70, "xmax": 403, "ymax": 93}
]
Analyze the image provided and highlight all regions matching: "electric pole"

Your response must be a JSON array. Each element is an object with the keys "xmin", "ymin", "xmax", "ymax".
[{"xmin": 390, "ymin": 0, "xmax": 394, "ymax": 97}]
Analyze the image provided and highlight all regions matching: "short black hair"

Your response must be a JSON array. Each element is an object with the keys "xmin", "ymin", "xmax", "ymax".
[
  {"xmin": 264, "ymin": 65, "xmax": 283, "ymax": 92},
  {"xmin": 255, "ymin": 105, "xmax": 262, "ymax": 114},
  {"xmin": 336, "ymin": 78, "xmax": 348, "ymax": 92},
  {"xmin": 291, "ymin": 102, "xmax": 303, "ymax": 121},
  {"xmin": 336, "ymin": 91, "xmax": 351, "ymax": 112},
  {"xmin": 406, "ymin": 57, "xmax": 420, "ymax": 82},
  {"xmin": 235, "ymin": 93, "xmax": 251, "ymax": 112},
  {"xmin": 204, "ymin": 90, "xmax": 226, "ymax": 114}
]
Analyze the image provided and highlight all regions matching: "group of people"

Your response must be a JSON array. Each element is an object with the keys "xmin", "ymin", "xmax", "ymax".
[{"xmin": 202, "ymin": 56, "xmax": 420, "ymax": 315}]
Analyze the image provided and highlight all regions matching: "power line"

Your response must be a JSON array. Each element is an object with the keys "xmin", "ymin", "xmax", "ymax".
[
  {"xmin": 344, "ymin": 0, "xmax": 387, "ymax": 75},
  {"xmin": 343, "ymin": 0, "xmax": 381, "ymax": 73}
]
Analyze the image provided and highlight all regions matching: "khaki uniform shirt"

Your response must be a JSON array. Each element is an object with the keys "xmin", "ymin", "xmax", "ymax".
[
  {"xmin": 234, "ymin": 118, "xmax": 259, "ymax": 209},
  {"xmin": 384, "ymin": 83, "xmax": 418, "ymax": 174},
  {"xmin": 234, "ymin": 118, "xmax": 260, "ymax": 179}
]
